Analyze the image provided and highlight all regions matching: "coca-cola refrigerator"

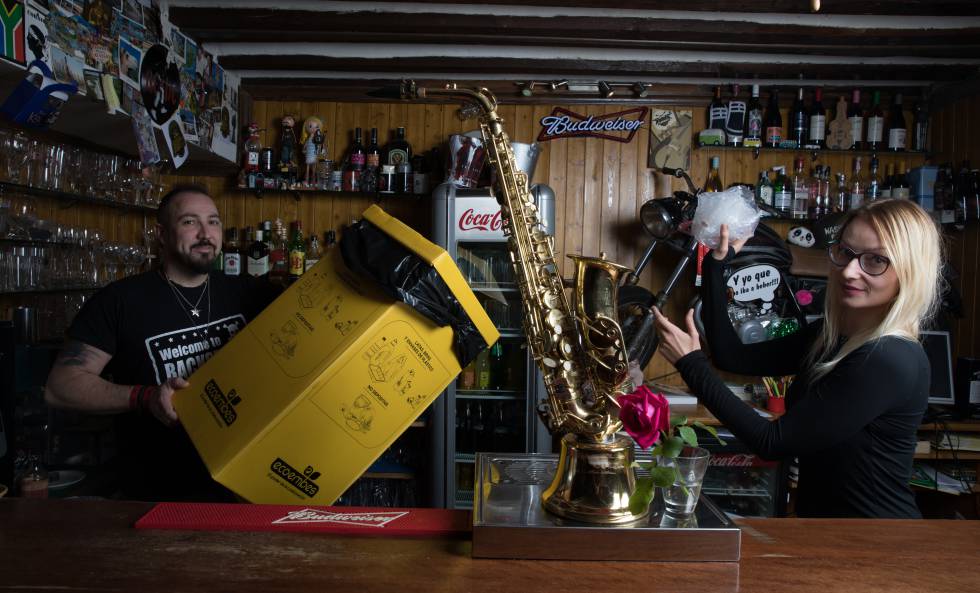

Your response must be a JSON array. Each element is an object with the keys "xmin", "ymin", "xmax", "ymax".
[
  {"xmin": 429, "ymin": 182, "xmax": 554, "ymax": 509},
  {"xmin": 700, "ymin": 432, "xmax": 789, "ymax": 518}
]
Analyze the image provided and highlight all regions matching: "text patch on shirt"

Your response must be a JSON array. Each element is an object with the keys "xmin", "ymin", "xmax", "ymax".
[{"xmin": 144, "ymin": 314, "xmax": 247, "ymax": 384}]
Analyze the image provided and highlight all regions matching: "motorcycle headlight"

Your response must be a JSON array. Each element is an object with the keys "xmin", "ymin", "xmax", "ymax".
[{"xmin": 639, "ymin": 198, "xmax": 678, "ymax": 240}]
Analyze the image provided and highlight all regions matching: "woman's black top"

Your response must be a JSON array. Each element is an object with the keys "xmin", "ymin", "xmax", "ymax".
[{"xmin": 674, "ymin": 250, "xmax": 928, "ymax": 518}]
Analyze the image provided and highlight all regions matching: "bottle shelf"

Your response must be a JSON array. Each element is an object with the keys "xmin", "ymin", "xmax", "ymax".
[
  {"xmin": 0, "ymin": 181, "xmax": 158, "ymax": 213},
  {"xmin": 0, "ymin": 286, "xmax": 99, "ymax": 296},
  {"xmin": 696, "ymin": 143, "xmax": 928, "ymax": 161},
  {"xmin": 236, "ymin": 185, "xmax": 425, "ymax": 201},
  {"xmin": 456, "ymin": 390, "xmax": 525, "ymax": 400}
]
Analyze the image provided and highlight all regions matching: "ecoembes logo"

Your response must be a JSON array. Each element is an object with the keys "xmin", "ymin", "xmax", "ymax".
[
  {"xmin": 202, "ymin": 379, "xmax": 242, "ymax": 426},
  {"xmin": 270, "ymin": 458, "xmax": 320, "ymax": 498},
  {"xmin": 272, "ymin": 508, "xmax": 409, "ymax": 527},
  {"xmin": 458, "ymin": 208, "xmax": 502, "ymax": 232}
]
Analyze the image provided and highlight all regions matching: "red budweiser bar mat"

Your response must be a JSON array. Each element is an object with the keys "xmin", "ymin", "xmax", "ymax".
[{"xmin": 135, "ymin": 503, "xmax": 472, "ymax": 537}]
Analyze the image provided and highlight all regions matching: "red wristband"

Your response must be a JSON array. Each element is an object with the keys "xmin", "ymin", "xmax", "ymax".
[{"xmin": 129, "ymin": 386, "xmax": 142, "ymax": 412}]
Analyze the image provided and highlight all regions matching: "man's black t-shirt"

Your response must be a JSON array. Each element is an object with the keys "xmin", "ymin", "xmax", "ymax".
[{"xmin": 68, "ymin": 269, "xmax": 280, "ymax": 501}]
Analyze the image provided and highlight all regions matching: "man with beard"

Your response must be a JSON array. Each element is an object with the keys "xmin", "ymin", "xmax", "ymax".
[{"xmin": 45, "ymin": 185, "xmax": 280, "ymax": 501}]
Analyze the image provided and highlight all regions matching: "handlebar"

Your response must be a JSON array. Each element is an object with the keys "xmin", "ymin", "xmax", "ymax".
[{"xmin": 660, "ymin": 167, "xmax": 698, "ymax": 196}]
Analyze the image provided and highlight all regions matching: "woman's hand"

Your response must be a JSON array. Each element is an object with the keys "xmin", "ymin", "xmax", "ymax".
[
  {"xmin": 712, "ymin": 223, "xmax": 750, "ymax": 261},
  {"xmin": 652, "ymin": 307, "xmax": 701, "ymax": 365}
]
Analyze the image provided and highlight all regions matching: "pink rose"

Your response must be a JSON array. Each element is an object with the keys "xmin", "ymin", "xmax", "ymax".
[{"xmin": 617, "ymin": 386, "xmax": 671, "ymax": 450}]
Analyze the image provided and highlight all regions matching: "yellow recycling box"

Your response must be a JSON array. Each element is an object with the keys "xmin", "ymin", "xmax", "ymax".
[{"xmin": 175, "ymin": 205, "xmax": 499, "ymax": 504}]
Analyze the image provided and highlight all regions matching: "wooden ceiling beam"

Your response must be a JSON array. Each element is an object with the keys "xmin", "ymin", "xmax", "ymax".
[{"xmin": 218, "ymin": 55, "xmax": 976, "ymax": 82}]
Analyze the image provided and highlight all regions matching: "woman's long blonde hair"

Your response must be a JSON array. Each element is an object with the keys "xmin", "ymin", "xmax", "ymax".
[{"xmin": 806, "ymin": 199, "xmax": 944, "ymax": 383}]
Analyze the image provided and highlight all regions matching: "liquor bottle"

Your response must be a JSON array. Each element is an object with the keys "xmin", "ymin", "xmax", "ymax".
[
  {"xmin": 459, "ymin": 358, "xmax": 476, "ymax": 390},
  {"xmin": 847, "ymin": 89, "xmax": 864, "ymax": 151},
  {"xmin": 892, "ymin": 162, "xmax": 910, "ymax": 199},
  {"xmin": 773, "ymin": 166, "xmax": 791, "ymax": 214},
  {"xmin": 886, "ymin": 93, "xmax": 907, "ymax": 152},
  {"xmin": 383, "ymin": 127, "xmax": 411, "ymax": 193},
  {"xmin": 808, "ymin": 165, "xmax": 825, "ymax": 219},
  {"xmin": 835, "ymin": 172, "xmax": 848, "ymax": 212},
  {"xmin": 471, "ymin": 403, "xmax": 487, "ymax": 452},
  {"xmin": 361, "ymin": 127, "xmax": 381, "ymax": 194},
  {"xmin": 867, "ymin": 157, "xmax": 881, "ymax": 201},
  {"xmin": 475, "ymin": 348, "xmax": 491, "ymax": 390},
  {"xmin": 933, "ymin": 166, "xmax": 949, "ymax": 212},
  {"xmin": 268, "ymin": 219, "xmax": 288, "ymax": 285},
  {"xmin": 247, "ymin": 228, "xmax": 270, "ymax": 277},
  {"xmin": 243, "ymin": 123, "xmax": 261, "ymax": 173},
  {"xmin": 705, "ymin": 156, "xmax": 723, "ymax": 192},
  {"xmin": 756, "ymin": 169, "xmax": 774, "ymax": 208},
  {"xmin": 913, "ymin": 97, "xmax": 929, "ymax": 152},
  {"xmin": 223, "ymin": 227, "xmax": 242, "ymax": 276},
  {"xmin": 707, "ymin": 86, "xmax": 728, "ymax": 132},
  {"xmin": 489, "ymin": 341, "xmax": 508, "ymax": 390},
  {"xmin": 763, "ymin": 89, "xmax": 782, "ymax": 148},
  {"xmin": 820, "ymin": 166, "xmax": 832, "ymax": 216},
  {"xmin": 789, "ymin": 83, "xmax": 808, "ymax": 148},
  {"xmin": 325, "ymin": 229, "xmax": 337, "ymax": 251},
  {"xmin": 808, "ymin": 87, "xmax": 826, "ymax": 149},
  {"xmin": 881, "ymin": 163, "xmax": 893, "ymax": 198},
  {"xmin": 343, "ymin": 127, "xmax": 366, "ymax": 192},
  {"xmin": 305, "ymin": 233, "xmax": 322, "ymax": 272},
  {"xmin": 849, "ymin": 157, "xmax": 865, "ymax": 210},
  {"xmin": 457, "ymin": 402, "xmax": 473, "ymax": 453},
  {"xmin": 725, "ymin": 84, "xmax": 746, "ymax": 146},
  {"xmin": 288, "ymin": 220, "xmax": 306, "ymax": 282},
  {"xmin": 791, "ymin": 156, "xmax": 809, "ymax": 219},
  {"xmin": 866, "ymin": 91, "xmax": 884, "ymax": 152},
  {"xmin": 491, "ymin": 403, "xmax": 511, "ymax": 451},
  {"xmin": 744, "ymin": 84, "xmax": 763, "ymax": 147}
]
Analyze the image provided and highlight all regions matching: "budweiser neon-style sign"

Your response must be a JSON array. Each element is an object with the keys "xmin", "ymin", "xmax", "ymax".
[{"xmin": 537, "ymin": 106, "xmax": 648, "ymax": 143}]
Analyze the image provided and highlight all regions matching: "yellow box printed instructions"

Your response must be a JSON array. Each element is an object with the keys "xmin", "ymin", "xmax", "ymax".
[{"xmin": 175, "ymin": 205, "xmax": 499, "ymax": 504}]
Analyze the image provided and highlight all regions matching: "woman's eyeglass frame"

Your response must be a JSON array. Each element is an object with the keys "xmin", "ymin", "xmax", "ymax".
[{"xmin": 827, "ymin": 243, "xmax": 891, "ymax": 276}]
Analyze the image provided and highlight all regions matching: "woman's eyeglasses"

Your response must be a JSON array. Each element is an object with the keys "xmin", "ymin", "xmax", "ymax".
[{"xmin": 828, "ymin": 244, "xmax": 891, "ymax": 276}]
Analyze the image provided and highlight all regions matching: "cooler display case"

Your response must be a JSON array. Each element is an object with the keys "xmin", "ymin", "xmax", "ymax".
[
  {"xmin": 429, "ymin": 183, "xmax": 554, "ymax": 509},
  {"xmin": 700, "ymin": 432, "xmax": 788, "ymax": 518}
]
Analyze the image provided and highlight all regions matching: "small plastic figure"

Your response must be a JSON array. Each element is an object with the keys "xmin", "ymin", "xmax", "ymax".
[
  {"xmin": 279, "ymin": 114, "xmax": 297, "ymax": 169},
  {"xmin": 300, "ymin": 115, "xmax": 324, "ymax": 184}
]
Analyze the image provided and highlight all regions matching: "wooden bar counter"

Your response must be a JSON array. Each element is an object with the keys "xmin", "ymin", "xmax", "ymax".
[{"xmin": 2, "ymin": 499, "xmax": 978, "ymax": 593}]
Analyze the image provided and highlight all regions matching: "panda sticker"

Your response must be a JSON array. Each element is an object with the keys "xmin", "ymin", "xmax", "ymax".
[{"xmin": 788, "ymin": 226, "xmax": 815, "ymax": 248}]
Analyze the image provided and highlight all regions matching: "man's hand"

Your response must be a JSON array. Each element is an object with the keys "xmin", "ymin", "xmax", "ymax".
[
  {"xmin": 712, "ymin": 223, "xmax": 750, "ymax": 261},
  {"xmin": 144, "ymin": 377, "xmax": 188, "ymax": 427},
  {"xmin": 652, "ymin": 307, "xmax": 701, "ymax": 365}
]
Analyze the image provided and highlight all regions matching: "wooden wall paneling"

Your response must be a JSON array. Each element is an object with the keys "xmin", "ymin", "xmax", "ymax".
[
  {"xmin": 581, "ymin": 105, "xmax": 603, "ymax": 259},
  {"xmin": 310, "ymin": 100, "xmax": 335, "ymax": 237},
  {"xmin": 617, "ymin": 111, "xmax": 641, "ymax": 278},
  {"xmin": 530, "ymin": 105, "xmax": 552, "ymax": 187},
  {"xmin": 563, "ymin": 106, "xmax": 586, "ymax": 279},
  {"xmin": 599, "ymin": 103, "xmax": 623, "ymax": 265},
  {"xmin": 545, "ymin": 115, "xmax": 569, "ymax": 279},
  {"xmin": 261, "ymin": 99, "xmax": 283, "ymax": 225},
  {"xmin": 331, "ymin": 101, "xmax": 354, "ymax": 231}
]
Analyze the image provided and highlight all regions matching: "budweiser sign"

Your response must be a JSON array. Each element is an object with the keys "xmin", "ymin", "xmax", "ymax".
[
  {"xmin": 537, "ymin": 106, "xmax": 648, "ymax": 143},
  {"xmin": 271, "ymin": 508, "xmax": 408, "ymax": 528},
  {"xmin": 459, "ymin": 208, "xmax": 502, "ymax": 232}
]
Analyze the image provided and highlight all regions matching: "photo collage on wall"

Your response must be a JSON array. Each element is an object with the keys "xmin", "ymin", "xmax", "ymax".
[{"xmin": 1, "ymin": 0, "xmax": 240, "ymax": 169}]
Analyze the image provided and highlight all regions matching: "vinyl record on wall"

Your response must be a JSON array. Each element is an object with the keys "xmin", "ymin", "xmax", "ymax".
[{"xmin": 139, "ymin": 43, "xmax": 180, "ymax": 126}]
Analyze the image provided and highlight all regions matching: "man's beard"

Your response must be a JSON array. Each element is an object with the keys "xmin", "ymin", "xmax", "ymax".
[{"xmin": 171, "ymin": 243, "xmax": 217, "ymax": 275}]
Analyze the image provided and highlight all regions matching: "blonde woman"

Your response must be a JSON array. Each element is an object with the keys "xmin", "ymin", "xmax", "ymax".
[{"xmin": 652, "ymin": 199, "xmax": 943, "ymax": 518}]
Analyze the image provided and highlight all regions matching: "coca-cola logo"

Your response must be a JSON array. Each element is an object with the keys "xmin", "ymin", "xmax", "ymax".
[
  {"xmin": 458, "ymin": 208, "xmax": 502, "ymax": 232},
  {"xmin": 708, "ymin": 454, "xmax": 777, "ymax": 468}
]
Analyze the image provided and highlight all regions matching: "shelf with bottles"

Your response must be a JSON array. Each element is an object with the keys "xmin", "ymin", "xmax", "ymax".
[
  {"xmin": 696, "ymin": 143, "xmax": 927, "ymax": 161},
  {"xmin": 456, "ymin": 390, "xmax": 525, "ymax": 400},
  {"xmin": 454, "ymin": 398, "xmax": 527, "ymax": 457},
  {"xmin": 235, "ymin": 184, "xmax": 427, "ymax": 201}
]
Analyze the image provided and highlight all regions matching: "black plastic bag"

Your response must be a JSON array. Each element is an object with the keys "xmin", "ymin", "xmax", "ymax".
[{"xmin": 340, "ymin": 218, "xmax": 488, "ymax": 367}]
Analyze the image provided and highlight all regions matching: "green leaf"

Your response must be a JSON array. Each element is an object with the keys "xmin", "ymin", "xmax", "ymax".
[
  {"xmin": 649, "ymin": 443, "xmax": 664, "ymax": 458},
  {"xmin": 650, "ymin": 466, "xmax": 677, "ymax": 488},
  {"xmin": 693, "ymin": 421, "xmax": 728, "ymax": 446},
  {"xmin": 670, "ymin": 415, "xmax": 688, "ymax": 427},
  {"xmin": 629, "ymin": 477, "xmax": 656, "ymax": 515},
  {"xmin": 678, "ymin": 425, "xmax": 699, "ymax": 448},
  {"xmin": 660, "ymin": 435, "xmax": 684, "ymax": 458}
]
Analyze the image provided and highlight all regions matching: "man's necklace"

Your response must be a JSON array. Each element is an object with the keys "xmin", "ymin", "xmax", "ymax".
[{"xmin": 162, "ymin": 271, "xmax": 211, "ymax": 322}]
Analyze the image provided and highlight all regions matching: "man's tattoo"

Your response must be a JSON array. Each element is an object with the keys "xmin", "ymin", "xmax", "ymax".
[{"xmin": 55, "ymin": 341, "xmax": 94, "ymax": 367}]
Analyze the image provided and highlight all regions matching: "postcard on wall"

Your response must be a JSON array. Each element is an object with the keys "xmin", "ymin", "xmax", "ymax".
[
  {"xmin": 1, "ymin": 0, "xmax": 27, "ymax": 66},
  {"xmin": 117, "ymin": 34, "xmax": 139, "ymax": 88},
  {"xmin": 157, "ymin": 109, "xmax": 188, "ymax": 169},
  {"xmin": 25, "ymin": 0, "xmax": 51, "ymax": 67},
  {"xmin": 131, "ymin": 101, "xmax": 160, "ymax": 164},
  {"xmin": 647, "ymin": 108, "xmax": 693, "ymax": 172},
  {"xmin": 178, "ymin": 107, "xmax": 198, "ymax": 143},
  {"xmin": 82, "ymin": 67, "xmax": 103, "ymax": 100}
]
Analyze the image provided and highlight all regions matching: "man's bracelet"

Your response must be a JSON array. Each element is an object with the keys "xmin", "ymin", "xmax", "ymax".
[{"xmin": 128, "ymin": 385, "xmax": 157, "ymax": 414}]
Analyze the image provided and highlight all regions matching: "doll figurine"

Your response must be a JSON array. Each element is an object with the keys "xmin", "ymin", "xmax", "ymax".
[
  {"xmin": 279, "ymin": 114, "xmax": 297, "ymax": 170},
  {"xmin": 300, "ymin": 115, "xmax": 324, "ymax": 184}
]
